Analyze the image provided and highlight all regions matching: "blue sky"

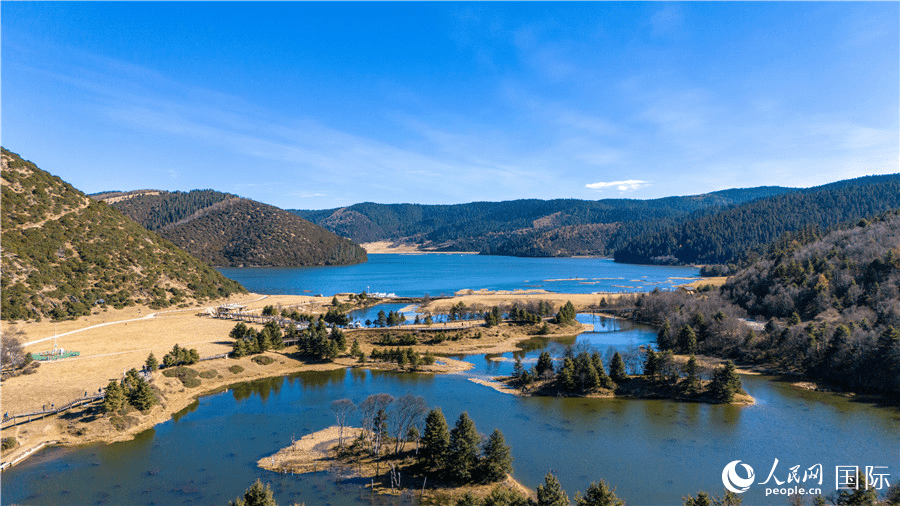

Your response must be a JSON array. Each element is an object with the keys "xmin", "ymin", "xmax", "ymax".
[{"xmin": 2, "ymin": 2, "xmax": 897, "ymax": 209}]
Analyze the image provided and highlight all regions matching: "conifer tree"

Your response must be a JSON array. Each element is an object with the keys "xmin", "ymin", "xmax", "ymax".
[
  {"xmin": 710, "ymin": 361, "xmax": 742, "ymax": 403},
  {"xmin": 557, "ymin": 357, "xmax": 576, "ymax": 391},
  {"xmin": 420, "ymin": 407, "xmax": 450, "ymax": 472},
  {"xmin": 834, "ymin": 471, "xmax": 878, "ymax": 506},
  {"xmin": 574, "ymin": 480, "xmax": 625, "ymax": 506},
  {"xmin": 102, "ymin": 380, "xmax": 126, "ymax": 414},
  {"xmin": 677, "ymin": 325, "xmax": 698, "ymax": 355},
  {"xmin": 591, "ymin": 351, "xmax": 614, "ymax": 389},
  {"xmin": 127, "ymin": 373, "xmax": 157, "ymax": 411},
  {"xmin": 230, "ymin": 322, "xmax": 250, "ymax": 340},
  {"xmin": 145, "ymin": 352, "xmax": 158, "ymax": 371},
  {"xmin": 683, "ymin": 354, "xmax": 700, "ymax": 396},
  {"xmin": 262, "ymin": 321, "xmax": 283, "ymax": 350},
  {"xmin": 512, "ymin": 356, "xmax": 525, "ymax": 379},
  {"xmin": 122, "ymin": 368, "xmax": 142, "ymax": 393},
  {"xmin": 229, "ymin": 479, "xmax": 277, "ymax": 506},
  {"xmin": 448, "ymin": 412, "xmax": 481, "ymax": 483},
  {"xmin": 479, "ymin": 429, "xmax": 513, "ymax": 483},
  {"xmin": 484, "ymin": 484, "xmax": 532, "ymax": 506},
  {"xmin": 574, "ymin": 352, "xmax": 601, "ymax": 391},
  {"xmin": 554, "ymin": 301, "xmax": 577, "ymax": 325},
  {"xmin": 683, "ymin": 491, "xmax": 712, "ymax": 506},
  {"xmin": 609, "ymin": 352, "xmax": 627, "ymax": 383},
  {"xmin": 644, "ymin": 349, "xmax": 659, "ymax": 381},
  {"xmin": 537, "ymin": 472, "xmax": 569, "ymax": 506},
  {"xmin": 658, "ymin": 320, "xmax": 673, "ymax": 349},
  {"xmin": 536, "ymin": 351, "xmax": 554, "ymax": 378},
  {"xmin": 232, "ymin": 338, "xmax": 250, "ymax": 358},
  {"xmin": 484, "ymin": 306, "xmax": 501, "ymax": 327},
  {"xmin": 691, "ymin": 312, "xmax": 709, "ymax": 342}
]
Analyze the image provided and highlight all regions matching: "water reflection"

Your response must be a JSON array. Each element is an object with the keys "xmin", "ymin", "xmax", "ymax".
[
  {"xmin": 3, "ymin": 321, "xmax": 897, "ymax": 506},
  {"xmin": 172, "ymin": 400, "xmax": 200, "ymax": 422}
]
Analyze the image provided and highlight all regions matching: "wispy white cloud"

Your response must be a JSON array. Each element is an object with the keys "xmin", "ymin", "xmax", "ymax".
[
  {"xmin": 7, "ymin": 10, "xmax": 896, "ymax": 209},
  {"xmin": 585, "ymin": 180, "xmax": 651, "ymax": 192}
]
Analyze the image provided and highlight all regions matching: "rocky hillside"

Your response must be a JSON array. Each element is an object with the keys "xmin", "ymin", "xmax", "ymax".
[
  {"xmin": 1, "ymin": 148, "xmax": 246, "ymax": 321},
  {"xmin": 99, "ymin": 190, "xmax": 367, "ymax": 267}
]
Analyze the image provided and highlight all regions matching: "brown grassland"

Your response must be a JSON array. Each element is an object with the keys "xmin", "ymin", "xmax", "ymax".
[{"xmin": 0, "ymin": 291, "xmax": 601, "ymax": 468}]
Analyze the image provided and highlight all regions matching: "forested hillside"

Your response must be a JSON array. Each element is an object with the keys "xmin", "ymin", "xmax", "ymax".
[
  {"xmin": 0, "ymin": 148, "xmax": 246, "ymax": 321},
  {"xmin": 293, "ymin": 186, "xmax": 793, "ymax": 256},
  {"xmin": 614, "ymin": 175, "xmax": 900, "ymax": 265},
  {"xmin": 93, "ymin": 189, "xmax": 234, "ymax": 230},
  {"xmin": 102, "ymin": 190, "xmax": 367, "ymax": 267},
  {"xmin": 615, "ymin": 211, "xmax": 900, "ymax": 399}
]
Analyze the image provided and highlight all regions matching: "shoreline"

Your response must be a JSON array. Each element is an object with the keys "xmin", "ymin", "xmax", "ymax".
[
  {"xmin": 0, "ymin": 302, "xmax": 582, "ymax": 470},
  {"xmin": 0, "ymin": 352, "xmax": 476, "ymax": 471},
  {"xmin": 257, "ymin": 425, "xmax": 535, "ymax": 503},
  {"xmin": 2, "ymin": 286, "xmax": 883, "ymax": 473},
  {"xmin": 361, "ymin": 241, "xmax": 479, "ymax": 255},
  {"xmin": 481, "ymin": 375, "xmax": 756, "ymax": 406}
]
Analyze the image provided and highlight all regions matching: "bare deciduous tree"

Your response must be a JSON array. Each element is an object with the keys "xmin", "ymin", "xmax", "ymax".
[
  {"xmin": 330, "ymin": 399, "xmax": 356, "ymax": 449},
  {"xmin": 359, "ymin": 393, "xmax": 394, "ymax": 453},
  {"xmin": 391, "ymin": 394, "xmax": 427, "ymax": 454}
]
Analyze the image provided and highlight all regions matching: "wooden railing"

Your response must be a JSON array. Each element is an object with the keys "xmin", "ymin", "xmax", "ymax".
[{"xmin": 1, "ymin": 393, "xmax": 104, "ymax": 429}]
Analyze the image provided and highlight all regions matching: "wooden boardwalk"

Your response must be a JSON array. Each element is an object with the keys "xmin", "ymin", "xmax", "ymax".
[
  {"xmin": 205, "ymin": 309, "xmax": 308, "ymax": 330},
  {"xmin": 1, "ymin": 393, "xmax": 104, "ymax": 429}
]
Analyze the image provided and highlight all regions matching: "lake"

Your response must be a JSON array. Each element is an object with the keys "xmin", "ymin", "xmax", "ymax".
[
  {"xmin": 3, "ymin": 257, "xmax": 898, "ymax": 505},
  {"xmin": 218, "ymin": 254, "xmax": 701, "ymax": 297}
]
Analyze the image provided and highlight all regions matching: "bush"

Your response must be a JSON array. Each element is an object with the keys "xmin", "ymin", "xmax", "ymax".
[
  {"xmin": 162, "ymin": 366, "xmax": 200, "ymax": 387},
  {"xmin": 109, "ymin": 415, "xmax": 126, "ymax": 431},
  {"xmin": 182, "ymin": 378, "xmax": 202, "ymax": 388},
  {"xmin": 199, "ymin": 370, "xmax": 218, "ymax": 379},
  {"xmin": 1, "ymin": 437, "xmax": 17, "ymax": 451},
  {"xmin": 252, "ymin": 355, "xmax": 274, "ymax": 366},
  {"xmin": 228, "ymin": 365, "xmax": 244, "ymax": 374}
]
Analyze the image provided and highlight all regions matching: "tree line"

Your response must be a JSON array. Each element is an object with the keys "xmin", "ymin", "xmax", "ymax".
[
  {"xmin": 511, "ymin": 346, "xmax": 743, "ymax": 403},
  {"xmin": 610, "ymin": 212, "xmax": 900, "ymax": 400},
  {"xmin": 614, "ymin": 175, "xmax": 900, "ymax": 266},
  {"xmin": 293, "ymin": 187, "xmax": 797, "ymax": 257}
]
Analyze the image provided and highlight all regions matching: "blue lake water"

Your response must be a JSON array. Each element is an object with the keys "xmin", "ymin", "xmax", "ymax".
[
  {"xmin": 4, "ymin": 314, "xmax": 897, "ymax": 505},
  {"xmin": 218, "ymin": 254, "xmax": 700, "ymax": 297},
  {"xmin": 4, "ymin": 257, "xmax": 898, "ymax": 505}
]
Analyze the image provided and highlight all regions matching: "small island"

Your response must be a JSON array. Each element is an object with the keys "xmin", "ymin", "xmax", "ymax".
[
  {"xmin": 487, "ymin": 349, "xmax": 754, "ymax": 405},
  {"xmin": 257, "ymin": 403, "xmax": 534, "ymax": 505}
]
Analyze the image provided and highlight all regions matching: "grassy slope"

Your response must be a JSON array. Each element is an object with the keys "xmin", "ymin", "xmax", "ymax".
[{"xmin": 1, "ymin": 148, "xmax": 246, "ymax": 321}]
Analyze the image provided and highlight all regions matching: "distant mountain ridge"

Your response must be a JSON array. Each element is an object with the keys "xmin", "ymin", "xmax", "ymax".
[
  {"xmin": 97, "ymin": 189, "xmax": 367, "ymax": 267},
  {"xmin": 292, "ymin": 186, "xmax": 795, "ymax": 257},
  {"xmin": 1, "ymin": 148, "xmax": 246, "ymax": 321},
  {"xmin": 614, "ymin": 174, "xmax": 900, "ymax": 265},
  {"xmin": 293, "ymin": 176, "xmax": 900, "ymax": 265}
]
